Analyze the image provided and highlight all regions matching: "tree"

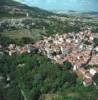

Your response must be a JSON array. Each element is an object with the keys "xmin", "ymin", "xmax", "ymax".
[
  {"xmin": 64, "ymin": 72, "xmax": 76, "ymax": 85},
  {"xmin": 0, "ymin": 34, "xmax": 14, "ymax": 47},
  {"xmin": 93, "ymin": 73, "xmax": 98, "ymax": 85},
  {"xmin": 94, "ymin": 38, "xmax": 98, "ymax": 46},
  {"xmin": 63, "ymin": 61, "xmax": 73, "ymax": 70}
]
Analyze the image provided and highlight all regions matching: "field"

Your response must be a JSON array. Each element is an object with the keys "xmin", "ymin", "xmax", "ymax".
[{"xmin": 0, "ymin": 28, "xmax": 47, "ymax": 41}]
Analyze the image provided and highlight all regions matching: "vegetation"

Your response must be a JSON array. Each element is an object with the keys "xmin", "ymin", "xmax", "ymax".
[
  {"xmin": 0, "ymin": 0, "xmax": 95, "ymax": 41},
  {"xmin": 93, "ymin": 73, "xmax": 98, "ymax": 85},
  {"xmin": 63, "ymin": 61, "xmax": 73, "ymax": 70},
  {"xmin": 0, "ymin": 53, "xmax": 98, "ymax": 100},
  {"xmin": 0, "ymin": 35, "xmax": 98, "ymax": 100},
  {"xmin": 0, "ymin": 34, "xmax": 34, "ymax": 46},
  {"xmin": 94, "ymin": 38, "xmax": 98, "ymax": 46},
  {"xmin": 0, "ymin": 0, "xmax": 98, "ymax": 100},
  {"xmin": 0, "ymin": 34, "xmax": 14, "ymax": 47}
]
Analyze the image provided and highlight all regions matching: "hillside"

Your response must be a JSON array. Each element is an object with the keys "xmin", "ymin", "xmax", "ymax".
[
  {"xmin": 1, "ymin": 1, "xmax": 98, "ymax": 100},
  {"xmin": 0, "ymin": 0, "xmax": 54, "ymax": 18},
  {"xmin": 0, "ymin": 0, "xmax": 98, "ymax": 42}
]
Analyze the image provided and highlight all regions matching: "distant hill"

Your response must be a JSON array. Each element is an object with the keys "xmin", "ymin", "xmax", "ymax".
[
  {"xmin": 0, "ymin": 0, "xmax": 97, "ymax": 41},
  {"xmin": 53, "ymin": 10, "xmax": 98, "ymax": 17},
  {"xmin": 83, "ymin": 12, "xmax": 98, "ymax": 16},
  {"xmin": 0, "ymin": 0, "xmax": 54, "ymax": 18}
]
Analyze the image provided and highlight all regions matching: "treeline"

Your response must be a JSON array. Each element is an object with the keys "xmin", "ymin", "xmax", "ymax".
[
  {"xmin": 0, "ymin": 53, "xmax": 98, "ymax": 100},
  {"xmin": 0, "ymin": 52, "xmax": 75, "ymax": 100},
  {"xmin": 0, "ymin": 34, "xmax": 34, "ymax": 46}
]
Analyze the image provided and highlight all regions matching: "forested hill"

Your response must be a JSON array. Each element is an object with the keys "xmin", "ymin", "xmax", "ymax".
[{"xmin": 0, "ymin": 0, "xmax": 54, "ymax": 18}]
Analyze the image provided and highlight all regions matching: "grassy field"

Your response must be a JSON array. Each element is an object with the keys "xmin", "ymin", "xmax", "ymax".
[{"xmin": 0, "ymin": 28, "xmax": 47, "ymax": 41}]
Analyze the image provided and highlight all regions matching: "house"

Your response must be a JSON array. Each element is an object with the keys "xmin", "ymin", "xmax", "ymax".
[
  {"xmin": 8, "ymin": 44, "xmax": 16, "ymax": 50},
  {"xmin": 66, "ymin": 39, "xmax": 71, "ymax": 43},
  {"xmin": 9, "ymin": 50, "xmax": 16, "ymax": 56},
  {"xmin": 73, "ymin": 63, "xmax": 81, "ymax": 71},
  {"xmin": 89, "ymin": 68, "xmax": 97, "ymax": 76},
  {"xmin": 89, "ymin": 36, "xmax": 94, "ymax": 41},
  {"xmin": 17, "ymin": 63, "xmax": 25, "ymax": 68},
  {"xmin": 20, "ymin": 47, "xmax": 27, "ymax": 54},
  {"xmin": 75, "ymin": 68, "xmax": 88, "ymax": 76},
  {"xmin": 93, "ymin": 68, "xmax": 98, "ymax": 73},
  {"xmin": 83, "ymin": 78, "xmax": 93, "ymax": 87},
  {"xmin": 75, "ymin": 67, "xmax": 93, "ymax": 86},
  {"xmin": 95, "ymin": 46, "xmax": 98, "ymax": 52},
  {"xmin": 6, "ymin": 74, "xmax": 10, "ymax": 82},
  {"xmin": 78, "ymin": 68, "xmax": 87, "ymax": 75},
  {"xmin": 96, "ymin": 54, "xmax": 98, "ymax": 58},
  {"xmin": 84, "ymin": 71, "xmax": 92, "ymax": 79}
]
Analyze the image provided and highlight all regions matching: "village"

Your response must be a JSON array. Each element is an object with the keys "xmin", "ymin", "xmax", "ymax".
[{"xmin": 1, "ymin": 29, "xmax": 98, "ymax": 87}]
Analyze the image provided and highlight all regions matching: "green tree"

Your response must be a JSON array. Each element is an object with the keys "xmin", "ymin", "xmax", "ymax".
[
  {"xmin": 93, "ymin": 73, "xmax": 98, "ymax": 85},
  {"xmin": 63, "ymin": 61, "xmax": 73, "ymax": 70}
]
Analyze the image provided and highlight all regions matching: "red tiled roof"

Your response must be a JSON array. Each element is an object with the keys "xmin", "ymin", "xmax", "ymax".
[{"xmin": 83, "ymin": 78, "xmax": 93, "ymax": 85}]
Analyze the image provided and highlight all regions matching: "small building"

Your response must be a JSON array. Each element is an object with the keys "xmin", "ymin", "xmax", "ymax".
[
  {"xmin": 89, "ymin": 36, "xmax": 94, "ymax": 41},
  {"xmin": 95, "ymin": 46, "xmax": 98, "ymax": 52},
  {"xmin": 8, "ymin": 44, "xmax": 16, "ymax": 50},
  {"xmin": 96, "ymin": 54, "xmax": 98, "ymax": 59},
  {"xmin": 94, "ymin": 68, "xmax": 98, "ymax": 73},
  {"xmin": 75, "ymin": 67, "xmax": 93, "ymax": 86},
  {"xmin": 89, "ymin": 68, "xmax": 97, "ymax": 76},
  {"xmin": 83, "ymin": 78, "xmax": 93, "ymax": 87},
  {"xmin": 9, "ymin": 50, "xmax": 16, "ymax": 56},
  {"xmin": 75, "ymin": 68, "xmax": 86, "ymax": 77}
]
